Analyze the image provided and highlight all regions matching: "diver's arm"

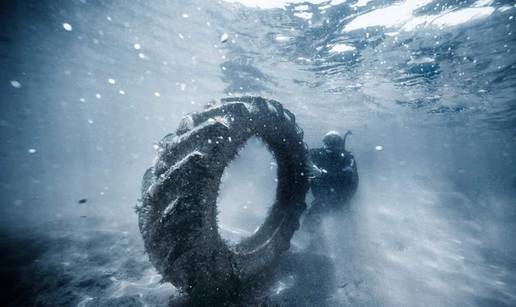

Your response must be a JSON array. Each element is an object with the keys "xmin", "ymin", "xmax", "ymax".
[
  {"xmin": 307, "ymin": 148, "xmax": 326, "ymax": 179},
  {"xmin": 341, "ymin": 155, "xmax": 355, "ymax": 173},
  {"xmin": 309, "ymin": 163, "xmax": 325, "ymax": 179},
  {"xmin": 341, "ymin": 130, "xmax": 353, "ymax": 173}
]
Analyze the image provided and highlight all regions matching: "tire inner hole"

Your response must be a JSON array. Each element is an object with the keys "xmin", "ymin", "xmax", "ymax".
[{"xmin": 217, "ymin": 136, "xmax": 278, "ymax": 244}]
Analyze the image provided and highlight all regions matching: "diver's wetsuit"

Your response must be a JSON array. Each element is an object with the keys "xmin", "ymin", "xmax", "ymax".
[
  {"xmin": 303, "ymin": 147, "xmax": 359, "ymax": 240},
  {"xmin": 309, "ymin": 147, "xmax": 358, "ymax": 205}
]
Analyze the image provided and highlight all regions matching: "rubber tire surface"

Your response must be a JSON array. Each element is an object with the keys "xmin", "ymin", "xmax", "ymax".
[{"xmin": 137, "ymin": 96, "xmax": 309, "ymax": 302}]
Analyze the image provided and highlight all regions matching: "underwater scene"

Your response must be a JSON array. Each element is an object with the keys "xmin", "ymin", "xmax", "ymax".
[{"xmin": 1, "ymin": 0, "xmax": 515, "ymax": 306}]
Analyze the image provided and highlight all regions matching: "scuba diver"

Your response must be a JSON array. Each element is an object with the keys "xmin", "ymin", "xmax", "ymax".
[{"xmin": 302, "ymin": 130, "xmax": 359, "ymax": 249}]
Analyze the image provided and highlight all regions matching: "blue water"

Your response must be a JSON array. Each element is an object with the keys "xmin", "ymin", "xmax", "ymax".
[{"xmin": 1, "ymin": 0, "xmax": 515, "ymax": 306}]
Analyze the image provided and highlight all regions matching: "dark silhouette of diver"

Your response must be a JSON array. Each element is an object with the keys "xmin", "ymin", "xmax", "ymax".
[{"xmin": 303, "ymin": 130, "xmax": 359, "ymax": 250}]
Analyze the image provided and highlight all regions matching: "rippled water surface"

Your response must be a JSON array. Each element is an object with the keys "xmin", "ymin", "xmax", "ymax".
[{"xmin": 1, "ymin": 0, "xmax": 515, "ymax": 306}]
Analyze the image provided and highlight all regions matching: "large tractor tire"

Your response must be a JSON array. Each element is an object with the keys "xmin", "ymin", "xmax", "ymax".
[{"xmin": 136, "ymin": 96, "xmax": 309, "ymax": 303}]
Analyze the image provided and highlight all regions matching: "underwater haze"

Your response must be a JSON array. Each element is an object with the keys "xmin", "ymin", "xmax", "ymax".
[{"xmin": 1, "ymin": 0, "xmax": 516, "ymax": 306}]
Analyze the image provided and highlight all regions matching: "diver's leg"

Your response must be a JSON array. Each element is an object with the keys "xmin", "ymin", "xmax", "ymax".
[
  {"xmin": 302, "ymin": 200, "xmax": 321, "ymax": 233},
  {"xmin": 302, "ymin": 200, "xmax": 329, "ymax": 253}
]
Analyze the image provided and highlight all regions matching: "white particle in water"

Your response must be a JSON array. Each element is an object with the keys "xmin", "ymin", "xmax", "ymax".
[
  {"xmin": 133, "ymin": 43, "xmax": 141, "ymax": 50},
  {"xmin": 138, "ymin": 53, "xmax": 145, "ymax": 59},
  {"xmin": 96, "ymin": 93, "xmax": 102, "ymax": 99},
  {"xmin": 107, "ymin": 16, "xmax": 112, "ymax": 21},
  {"xmin": 154, "ymin": 92, "xmax": 161, "ymax": 97},
  {"xmin": 10, "ymin": 80, "xmax": 22, "ymax": 88},
  {"xmin": 178, "ymin": 33, "xmax": 184, "ymax": 39},
  {"xmin": 275, "ymin": 35, "xmax": 292, "ymax": 42},
  {"xmin": 182, "ymin": 13, "xmax": 189, "ymax": 18},
  {"xmin": 87, "ymin": 119, "xmax": 94, "ymax": 124},
  {"xmin": 62, "ymin": 22, "xmax": 73, "ymax": 31},
  {"xmin": 119, "ymin": 90, "xmax": 126, "ymax": 95},
  {"xmin": 220, "ymin": 33, "xmax": 229, "ymax": 43},
  {"xmin": 375, "ymin": 145, "xmax": 384, "ymax": 151},
  {"xmin": 108, "ymin": 78, "xmax": 115, "ymax": 85},
  {"xmin": 28, "ymin": 148, "xmax": 36, "ymax": 154},
  {"xmin": 329, "ymin": 43, "xmax": 356, "ymax": 53},
  {"xmin": 79, "ymin": 97, "xmax": 85, "ymax": 102}
]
